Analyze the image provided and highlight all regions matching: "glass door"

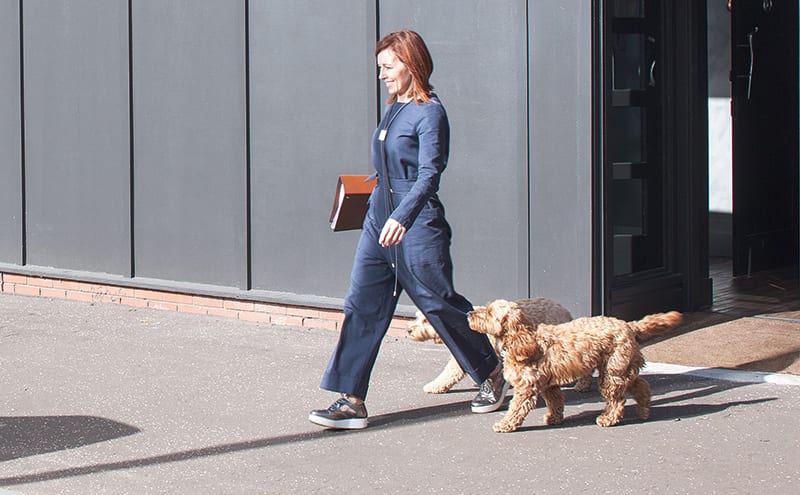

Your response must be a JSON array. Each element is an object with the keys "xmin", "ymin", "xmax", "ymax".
[{"xmin": 602, "ymin": 0, "xmax": 680, "ymax": 318}]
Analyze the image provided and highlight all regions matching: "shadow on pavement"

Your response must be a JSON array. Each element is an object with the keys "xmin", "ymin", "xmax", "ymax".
[
  {"xmin": 736, "ymin": 348, "xmax": 800, "ymax": 373},
  {"xmin": 0, "ymin": 401, "xmax": 471, "ymax": 487},
  {"xmin": 506, "ymin": 373, "xmax": 777, "ymax": 432},
  {"xmin": 0, "ymin": 415, "xmax": 140, "ymax": 462},
  {"xmin": 0, "ymin": 375, "xmax": 778, "ymax": 485}
]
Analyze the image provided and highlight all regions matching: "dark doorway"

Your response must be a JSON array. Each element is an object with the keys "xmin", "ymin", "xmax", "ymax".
[
  {"xmin": 730, "ymin": 0, "xmax": 799, "ymax": 276},
  {"xmin": 599, "ymin": 0, "xmax": 712, "ymax": 319}
]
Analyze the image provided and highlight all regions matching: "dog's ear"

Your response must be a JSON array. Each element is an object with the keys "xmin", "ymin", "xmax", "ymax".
[
  {"xmin": 499, "ymin": 301, "xmax": 523, "ymax": 330},
  {"xmin": 502, "ymin": 307, "xmax": 540, "ymax": 362}
]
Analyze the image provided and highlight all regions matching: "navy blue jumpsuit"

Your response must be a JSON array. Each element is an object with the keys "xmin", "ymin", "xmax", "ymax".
[{"xmin": 320, "ymin": 95, "xmax": 499, "ymax": 399}]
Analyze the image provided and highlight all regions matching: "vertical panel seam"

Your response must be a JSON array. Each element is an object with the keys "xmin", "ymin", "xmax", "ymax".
[
  {"xmin": 128, "ymin": 0, "xmax": 135, "ymax": 278},
  {"xmin": 374, "ymin": 0, "xmax": 381, "ymax": 123},
  {"xmin": 526, "ymin": 0, "xmax": 531, "ymax": 297},
  {"xmin": 18, "ymin": 0, "xmax": 26, "ymax": 265},
  {"xmin": 244, "ymin": 0, "xmax": 253, "ymax": 290}
]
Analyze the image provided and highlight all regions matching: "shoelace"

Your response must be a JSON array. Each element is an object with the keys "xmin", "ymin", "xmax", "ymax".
[
  {"xmin": 335, "ymin": 395, "xmax": 364, "ymax": 411},
  {"xmin": 331, "ymin": 397, "xmax": 351, "ymax": 410},
  {"xmin": 478, "ymin": 378, "xmax": 495, "ymax": 398}
]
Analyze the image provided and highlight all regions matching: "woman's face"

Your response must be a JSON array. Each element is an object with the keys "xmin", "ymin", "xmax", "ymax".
[{"xmin": 377, "ymin": 49, "xmax": 413, "ymax": 102}]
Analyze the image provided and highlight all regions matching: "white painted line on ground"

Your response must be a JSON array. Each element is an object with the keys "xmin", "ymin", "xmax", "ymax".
[{"xmin": 643, "ymin": 362, "xmax": 800, "ymax": 386}]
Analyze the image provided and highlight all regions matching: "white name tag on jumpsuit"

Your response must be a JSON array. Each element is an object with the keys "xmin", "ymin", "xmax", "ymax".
[{"xmin": 378, "ymin": 129, "xmax": 387, "ymax": 141}]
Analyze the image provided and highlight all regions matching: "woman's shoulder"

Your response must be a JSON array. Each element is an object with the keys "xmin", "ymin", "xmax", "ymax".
[
  {"xmin": 424, "ymin": 93, "xmax": 445, "ymax": 109},
  {"xmin": 413, "ymin": 94, "xmax": 448, "ymax": 119}
]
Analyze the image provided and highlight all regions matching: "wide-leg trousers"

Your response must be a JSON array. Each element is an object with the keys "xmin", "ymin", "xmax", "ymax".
[{"xmin": 321, "ymin": 190, "xmax": 498, "ymax": 399}]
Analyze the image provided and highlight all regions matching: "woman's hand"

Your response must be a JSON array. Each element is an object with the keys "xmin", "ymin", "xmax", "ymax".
[{"xmin": 379, "ymin": 218, "xmax": 407, "ymax": 247}]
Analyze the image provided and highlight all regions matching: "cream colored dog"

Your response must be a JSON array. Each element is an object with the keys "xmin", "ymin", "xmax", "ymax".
[
  {"xmin": 407, "ymin": 297, "xmax": 589, "ymax": 393},
  {"xmin": 468, "ymin": 299, "xmax": 682, "ymax": 432}
]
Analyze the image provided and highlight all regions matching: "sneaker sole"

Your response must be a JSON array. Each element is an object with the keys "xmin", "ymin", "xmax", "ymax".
[
  {"xmin": 308, "ymin": 414, "xmax": 368, "ymax": 430},
  {"xmin": 470, "ymin": 380, "xmax": 511, "ymax": 414}
]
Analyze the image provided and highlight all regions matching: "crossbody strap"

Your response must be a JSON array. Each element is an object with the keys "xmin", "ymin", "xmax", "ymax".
[
  {"xmin": 378, "ymin": 101, "xmax": 411, "ymax": 218},
  {"xmin": 377, "ymin": 100, "xmax": 411, "ymax": 297}
]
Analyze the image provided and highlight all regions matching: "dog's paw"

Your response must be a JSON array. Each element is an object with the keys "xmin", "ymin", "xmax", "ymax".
[
  {"xmin": 423, "ymin": 381, "xmax": 452, "ymax": 394},
  {"xmin": 573, "ymin": 376, "xmax": 592, "ymax": 393},
  {"xmin": 543, "ymin": 412, "xmax": 564, "ymax": 426},
  {"xmin": 492, "ymin": 420, "xmax": 519, "ymax": 433},
  {"xmin": 596, "ymin": 414, "xmax": 621, "ymax": 427}
]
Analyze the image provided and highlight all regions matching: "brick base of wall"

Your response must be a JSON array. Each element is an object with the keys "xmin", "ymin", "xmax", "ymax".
[{"xmin": 0, "ymin": 272, "xmax": 412, "ymax": 339}]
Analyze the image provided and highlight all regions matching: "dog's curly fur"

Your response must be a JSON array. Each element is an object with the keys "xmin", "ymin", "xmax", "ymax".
[
  {"xmin": 407, "ymin": 297, "xmax": 586, "ymax": 393},
  {"xmin": 468, "ymin": 299, "xmax": 682, "ymax": 432}
]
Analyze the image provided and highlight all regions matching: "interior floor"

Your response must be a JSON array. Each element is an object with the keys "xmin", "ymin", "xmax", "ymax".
[{"xmin": 709, "ymin": 257, "xmax": 800, "ymax": 318}]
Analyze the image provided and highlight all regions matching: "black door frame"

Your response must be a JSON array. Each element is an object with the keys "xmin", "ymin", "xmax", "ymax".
[
  {"xmin": 730, "ymin": 0, "xmax": 799, "ymax": 276},
  {"xmin": 593, "ymin": 0, "xmax": 712, "ymax": 319}
]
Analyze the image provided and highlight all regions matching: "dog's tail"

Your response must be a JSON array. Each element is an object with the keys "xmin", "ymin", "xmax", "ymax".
[{"xmin": 632, "ymin": 311, "xmax": 682, "ymax": 342}]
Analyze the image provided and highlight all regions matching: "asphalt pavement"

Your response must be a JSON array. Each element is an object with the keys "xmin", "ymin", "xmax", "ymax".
[{"xmin": 1, "ymin": 293, "xmax": 799, "ymax": 494}]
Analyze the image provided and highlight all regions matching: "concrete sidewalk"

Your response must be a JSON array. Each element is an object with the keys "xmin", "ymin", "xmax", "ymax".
[{"xmin": 1, "ymin": 293, "xmax": 799, "ymax": 494}]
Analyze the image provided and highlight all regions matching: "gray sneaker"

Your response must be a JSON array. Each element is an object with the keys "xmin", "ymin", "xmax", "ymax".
[
  {"xmin": 309, "ymin": 396, "xmax": 368, "ymax": 429},
  {"xmin": 470, "ymin": 370, "xmax": 510, "ymax": 413}
]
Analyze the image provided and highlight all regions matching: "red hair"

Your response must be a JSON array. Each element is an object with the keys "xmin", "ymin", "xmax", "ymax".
[{"xmin": 375, "ymin": 30, "xmax": 434, "ymax": 103}]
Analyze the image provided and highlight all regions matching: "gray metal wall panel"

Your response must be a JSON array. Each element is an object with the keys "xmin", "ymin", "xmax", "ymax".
[
  {"xmin": 0, "ymin": 1, "xmax": 600, "ymax": 314},
  {"xmin": 249, "ymin": 1, "xmax": 376, "ymax": 296},
  {"xmin": 0, "ymin": 1, "xmax": 21, "ymax": 264},
  {"xmin": 23, "ymin": 0, "xmax": 131, "ymax": 275},
  {"xmin": 379, "ymin": 1, "xmax": 529, "ymax": 305},
  {"xmin": 132, "ymin": 0, "xmax": 247, "ymax": 288},
  {"xmin": 529, "ymin": 1, "xmax": 594, "ymax": 316}
]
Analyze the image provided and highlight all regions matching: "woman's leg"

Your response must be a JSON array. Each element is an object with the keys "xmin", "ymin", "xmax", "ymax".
[
  {"xmin": 320, "ymin": 229, "xmax": 400, "ymax": 400},
  {"xmin": 396, "ymin": 238, "xmax": 498, "ymax": 385}
]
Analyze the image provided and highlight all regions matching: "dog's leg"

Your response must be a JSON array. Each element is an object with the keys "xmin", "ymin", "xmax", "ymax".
[
  {"xmin": 627, "ymin": 376, "xmax": 651, "ymax": 420},
  {"xmin": 596, "ymin": 374, "xmax": 627, "ymax": 427},
  {"xmin": 540, "ymin": 386, "xmax": 564, "ymax": 425},
  {"xmin": 493, "ymin": 384, "xmax": 536, "ymax": 433},
  {"xmin": 423, "ymin": 356, "xmax": 466, "ymax": 394},
  {"xmin": 573, "ymin": 374, "xmax": 593, "ymax": 393}
]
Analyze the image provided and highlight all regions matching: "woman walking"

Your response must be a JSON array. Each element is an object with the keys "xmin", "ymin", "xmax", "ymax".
[{"xmin": 309, "ymin": 30, "xmax": 507, "ymax": 429}]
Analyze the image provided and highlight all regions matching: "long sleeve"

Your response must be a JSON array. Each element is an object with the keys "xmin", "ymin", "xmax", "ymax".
[{"xmin": 372, "ymin": 98, "xmax": 450, "ymax": 229}]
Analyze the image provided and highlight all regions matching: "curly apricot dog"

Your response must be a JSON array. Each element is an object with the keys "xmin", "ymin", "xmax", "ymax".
[
  {"xmin": 407, "ymin": 297, "xmax": 587, "ymax": 393},
  {"xmin": 468, "ymin": 299, "xmax": 681, "ymax": 432}
]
